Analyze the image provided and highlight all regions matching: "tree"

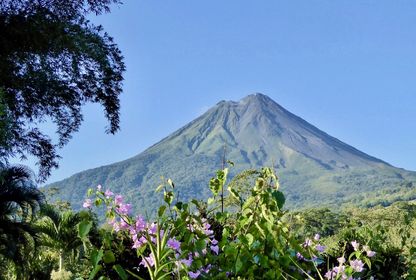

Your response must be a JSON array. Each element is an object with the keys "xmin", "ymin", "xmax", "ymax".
[
  {"xmin": 0, "ymin": 165, "xmax": 44, "ymax": 278},
  {"xmin": 36, "ymin": 204, "xmax": 93, "ymax": 273},
  {"xmin": 0, "ymin": 0, "xmax": 125, "ymax": 181}
]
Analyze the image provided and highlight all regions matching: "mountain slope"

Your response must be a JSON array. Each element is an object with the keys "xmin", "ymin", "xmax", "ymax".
[{"xmin": 46, "ymin": 94, "xmax": 416, "ymax": 211}]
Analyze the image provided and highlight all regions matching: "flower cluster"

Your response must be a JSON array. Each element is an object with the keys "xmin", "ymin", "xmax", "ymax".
[
  {"xmin": 85, "ymin": 184, "xmax": 219, "ymax": 279},
  {"xmin": 323, "ymin": 240, "xmax": 376, "ymax": 280}
]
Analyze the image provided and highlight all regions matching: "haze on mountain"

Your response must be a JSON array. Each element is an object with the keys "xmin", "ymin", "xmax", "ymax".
[{"xmin": 46, "ymin": 94, "xmax": 416, "ymax": 212}]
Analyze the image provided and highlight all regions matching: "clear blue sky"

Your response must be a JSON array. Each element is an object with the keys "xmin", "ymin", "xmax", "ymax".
[{"xmin": 24, "ymin": 1, "xmax": 416, "ymax": 184}]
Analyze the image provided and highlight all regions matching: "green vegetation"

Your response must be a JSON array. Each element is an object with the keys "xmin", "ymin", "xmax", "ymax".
[
  {"xmin": 1, "ymin": 166, "xmax": 416, "ymax": 279},
  {"xmin": 0, "ymin": 1, "xmax": 415, "ymax": 279}
]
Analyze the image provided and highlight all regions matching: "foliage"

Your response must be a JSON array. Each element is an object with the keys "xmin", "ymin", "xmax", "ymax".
[
  {"xmin": 78, "ymin": 167, "xmax": 403, "ymax": 280},
  {"xmin": 0, "ymin": 165, "xmax": 44, "ymax": 279},
  {"xmin": 0, "ymin": 0, "xmax": 125, "ymax": 180},
  {"xmin": 36, "ymin": 204, "xmax": 95, "ymax": 272},
  {"xmin": 2, "ymin": 166, "xmax": 415, "ymax": 279}
]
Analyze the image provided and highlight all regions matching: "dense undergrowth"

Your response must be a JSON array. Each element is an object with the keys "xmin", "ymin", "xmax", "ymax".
[{"xmin": 2, "ymin": 166, "xmax": 416, "ymax": 279}]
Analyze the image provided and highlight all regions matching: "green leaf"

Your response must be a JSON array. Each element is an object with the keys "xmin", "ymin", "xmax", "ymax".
[
  {"xmin": 209, "ymin": 178, "xmax": 221, "ymax": 196},
  {"xmin": 78, "ymin": 220, "xmax": 92, "ymax": 239},
  {"xmin": 158, "ymin": 205, "xmax": 167, "ymax": 217},
  {"xmin": 195, "ymin": 239, "xmax": 206, "ymax": 251},
  {"xmin": 90, "ymin": 248, "xmax": 104, "ymax": 267},
  {"xmin": 271, "ymin": 190, "xmax": 285, "ymax": 209},
  {"xmin": 246, "ymin": 233, "xmax": 254, "ymax": 246},
  {"xmin": 87, "ymin": 188, "xmax": 94, "ymax": 197},
  {"xmin": 164, "ymin": 191, "xmax": 174, "ymax": 205},
  {"xmin": 89, "ymin": 264, "xmax": 102, "ymax": 280},
  {"xmin": 103, "ymin": 250, "xmax": 116, "ymax": 264},
  {"xmin": 95, "ymin": 198, "xmax": 102, "ymax": 206},
  {"xmin": 235, "ymin": 256, "xmax": 243, "ymax": 273},
  {"xmin": 207, "ymin": 197, "xmax": 215, "ymax": 205},
  {"xmin": 228, "ymin": 186, "xmax": 242, "ymax": 201},
  {"xmin": 113, "ymin": 264, "xmax": 128, "ymax": 280}
]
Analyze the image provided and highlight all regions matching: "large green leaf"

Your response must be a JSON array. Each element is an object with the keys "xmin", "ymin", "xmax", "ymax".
[
  {"xmin": 113, "ymin": 264, "xmax": 128, "ymax": 280},
  {"xmin": 78, "ymin": 220, "xmax": 92, "ymax": 239}
]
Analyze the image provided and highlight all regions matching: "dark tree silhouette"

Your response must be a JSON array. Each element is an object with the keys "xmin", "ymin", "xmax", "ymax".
[
  {"xmin": 0, "ymin": 165, "xmax": 44, "ymax": 278},
  {"xmin": 0, "ymin": 0, "xmax": 125, "ymax": 181}
]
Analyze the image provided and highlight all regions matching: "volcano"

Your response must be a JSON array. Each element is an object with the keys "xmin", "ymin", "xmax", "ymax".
[{"xmin": 47, "ymin": 93, "xmax": 416, "ymax": 211}]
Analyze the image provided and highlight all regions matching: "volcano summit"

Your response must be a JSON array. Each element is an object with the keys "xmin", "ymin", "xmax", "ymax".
[{"xmin": 47, "ymin": 94, "xmax": 416, "ymax": 211}]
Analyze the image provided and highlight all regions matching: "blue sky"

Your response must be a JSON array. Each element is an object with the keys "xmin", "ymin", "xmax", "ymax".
[{"xmin": 24, "ymin": 1, "xmax": 416, "ymax": 184}]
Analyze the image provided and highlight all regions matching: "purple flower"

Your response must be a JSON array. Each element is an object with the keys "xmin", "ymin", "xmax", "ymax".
[
  {"xmin": 83, "ymin": 199, "xmax": 92, "ymax": 209},
  {"xmin": 188, "ymin": 271, "xmax": 201, "ymax": 279},
  {"xmin": 210, "ymin": 245, "xmax": 219, "ymax": 255},
  {"xmin": 316, "ymin": 244, "xmax": 326, "ymax": 252},
  {"xmin": 296, "ymin": 252, "xmax": 304, "ymax": 260},
  {"xmin": 203, "ymin": 264, "xmax": 212, "ymax": 273},
  {"xmin": 337, "ymin": 256, "xmax": 346, "ymax": 264},
  {"xmin": 117, "ymin": 203, "xmax": 132, "ymax": 215},
  {"xmin": 140, "ymin": 253, "xmax": 155, "ymax": 267},
  {"xmin": 332, "ymin": 265, "xmax": 345, "ymax": 274},
  {"xmin": 351, "ymin": 240, "xmax": 360, "ymax": 251},
  {"xmin": 135, "ymin": 216, "xmax": 146, "ymax": 232},
  {"xmin": 211, "ymin": 239, "xmax": 218, "ymax": 245},
  {"xmin": 132, "ymin": 236, "xmax": 147, "ymax": 249},
  {"xmin": 148, "ymin": 223, "xmax": 157, "ymax": 235},
  {"xmin": 167, "ymin": 238, "xmax": 181, "ymax": 251},
  {"xmin": 303, "ymin": 238, "xmax": 313, "ymax": 247},
  {"xmin": 119, "ymin": 219, "xmax": 129, "ymax": 230},
  {"xmin": 104, "ymin": 189, "xmax": 114, "ymax": 198},
  {"xmin": 113, "ymin": 222, "xmax": 121, "ymax": 232},
  {"xmin": 324, "ymin": 270, "xmax": 336, "ymax": 280},
  {"xmin": 314, "ymin": 233, "xmax": 320, "ymax": 241},
  {"xmin": 367, "ymin": 250, "xmax": 376, "ymax": 257},
  {"xmin": 349, "ymin": 259, "xmax": 364, "ymax": 272},
  {"xmin": 181, "ymin": 255, "xmax": 193, "ymax": 267}
]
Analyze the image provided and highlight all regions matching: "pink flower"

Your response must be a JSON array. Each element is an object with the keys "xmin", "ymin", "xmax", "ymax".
[
  {"xmin": 119, "ymin": 219, "xmax": 129, "ymax": 230},
  {"xmin": 114, "ymin": 194, "xmax": 123, "ymax": 205},
  {"xmin": 113, "ymin": 222, "xmax": 121, "ymax": 232},
  {"xmin": 104, "ymin": 189, "xmax": 114, "ymax": 198},
  {"xmin": 83, "ymin": 199, "xmax": 92, "ymax": 209}
]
